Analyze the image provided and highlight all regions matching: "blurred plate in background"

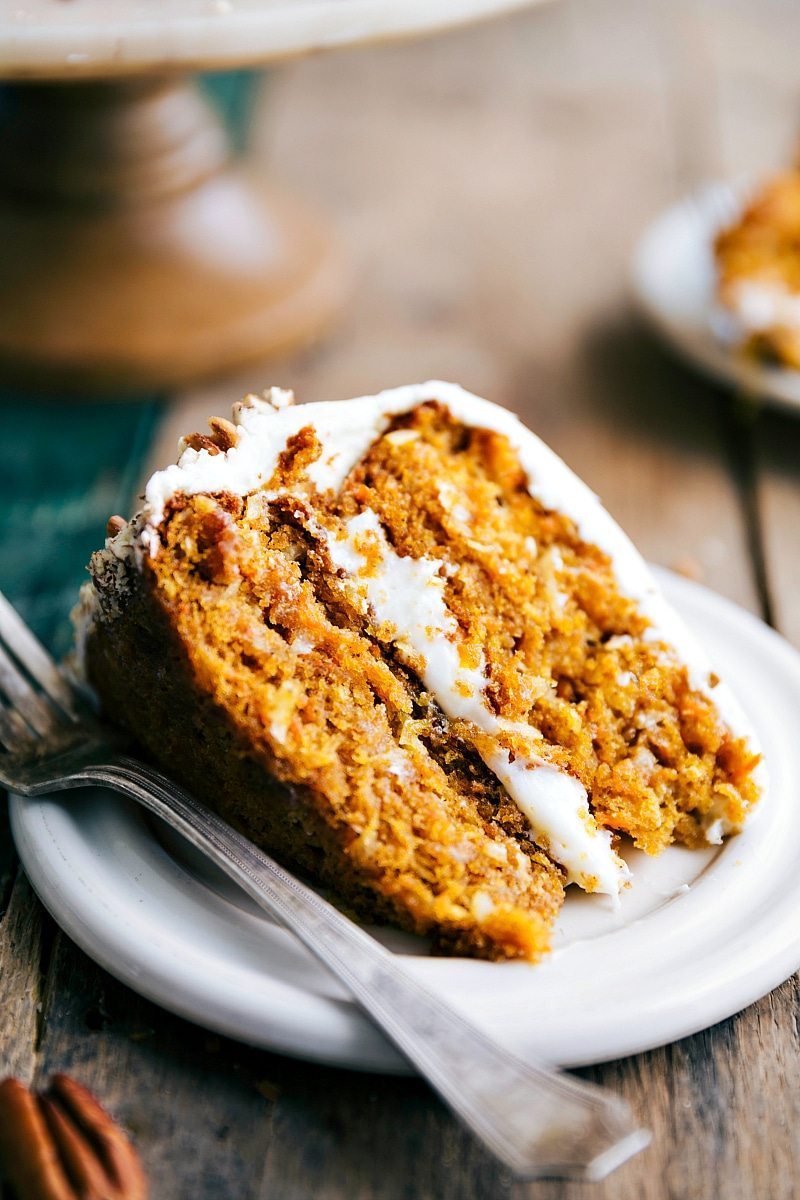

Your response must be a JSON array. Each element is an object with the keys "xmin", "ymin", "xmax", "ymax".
[{"xmin": 632, "ymin": 182, "xmax": 800, "ymax": 415}]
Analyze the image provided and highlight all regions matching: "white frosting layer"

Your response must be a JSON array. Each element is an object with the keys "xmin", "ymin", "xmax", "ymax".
[
  {"xmin": 724, "ymin": 280, "xmax": 800, "ymax": 335},
  {"xmin": 322, "ymin": 509, "xmax": 625, "ymax": 895},
  {"xmin": 108, "ymin": 379, "xmax": 762, "ymax": 877}
]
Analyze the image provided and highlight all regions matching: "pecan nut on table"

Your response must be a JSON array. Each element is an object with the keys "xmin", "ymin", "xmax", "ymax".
[{"xmin": 0, "ymin": 1075, "xmax": 148, "ymax": 1200}]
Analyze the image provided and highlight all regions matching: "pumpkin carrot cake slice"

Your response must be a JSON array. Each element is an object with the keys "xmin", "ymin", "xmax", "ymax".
[{"xmin": 75, "ymin": 381, "xmax": 763, "ymax": 962}]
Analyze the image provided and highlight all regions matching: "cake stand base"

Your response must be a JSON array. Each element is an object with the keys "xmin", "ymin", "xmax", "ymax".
[{"xmin": 0, "ymin": 78, "xmax": 348, "ymax": 396}]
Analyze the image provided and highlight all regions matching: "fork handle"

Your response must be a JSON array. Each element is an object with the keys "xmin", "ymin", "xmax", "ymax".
[{"xmin": 57, "ymin": 756, "xmax": 648, "ymax": 1181}]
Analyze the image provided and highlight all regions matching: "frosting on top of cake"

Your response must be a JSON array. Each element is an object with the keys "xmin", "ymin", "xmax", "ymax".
[
  {"xmin": 139, "ymin": 381, "xmax": 751, "ymax": 727},
  {"xmin": 97, "ymin": 380, "xmax": 763, "ymax": 893}
]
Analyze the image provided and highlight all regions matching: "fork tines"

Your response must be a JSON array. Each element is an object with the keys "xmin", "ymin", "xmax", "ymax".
[{"xmin": 0, "ymin": 591, "xmax": 81, "ymax": 752}]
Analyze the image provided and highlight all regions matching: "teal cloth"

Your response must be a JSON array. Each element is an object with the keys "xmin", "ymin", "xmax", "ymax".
[
  {"xmin": 0, "ymin": 71, "xmax": 259, "ymax": 654},
  {"xmin": 202, "ymin": 70, "xmax": 261, "ymax": 154},
  {"xmin": 0, "ymin": 396, "xmax": 163, "ymax": 655}
]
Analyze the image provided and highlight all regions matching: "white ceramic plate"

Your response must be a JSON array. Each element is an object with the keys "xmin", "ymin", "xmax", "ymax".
[
  {"xmin": 10, "ymin": 572, "xmax": 800, "ymax": 1074},
  {"xmin": 632, "ymin": 182, "xmax": 800, "ymax": 414}
]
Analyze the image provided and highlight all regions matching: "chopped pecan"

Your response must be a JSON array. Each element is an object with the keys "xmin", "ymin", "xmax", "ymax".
[
  {"xmin": 181, "ymin": 416, "xmax": 240, "ymax": 457},
  {"xmin": 207, "ymin": 415, "xmax": 239, "ymax": 451},
  {"xmin": 181, "ymin": 432, "xmax": 221, "ymax": 455},
  {"xmin": 0, "ymin": 1074, "xmax": 147, "ymax": 1200}
]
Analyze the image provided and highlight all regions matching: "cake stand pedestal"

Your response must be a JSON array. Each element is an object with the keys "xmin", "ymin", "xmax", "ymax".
[
  {"xmin": 0, "ymin": 0, "xmax": 543, "ymax": 395},
  {"xmin": 0, "ymin": 76, "xmax": 345, "ymax": 393},
  {"xmin": 0, "ymin": 77, "xmax": 346, "ymax": 394}
]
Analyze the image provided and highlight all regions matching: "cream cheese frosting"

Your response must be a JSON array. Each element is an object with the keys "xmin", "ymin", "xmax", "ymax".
[
  {"xmin": 722, "ymin": 279, "xmax": 800, "ymax": 337},
  {"xmin": 93, "ymin": 380, "xmax": 763, "ymax": 892},
  {"xmin": 714, "ymin": 278, "xmax": 800, "ymax": 364},
  {"xmin": 321, "ymin": 509, "xmax": 625, "ymax": 895}
]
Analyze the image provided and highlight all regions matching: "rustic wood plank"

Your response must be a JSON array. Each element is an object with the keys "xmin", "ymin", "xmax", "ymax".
[
  {"xmin": 0, "ymin": 870, "xmax": 43, "ymax": 1083},
  {"xmin": 34, "ymin": 932, "xmax": 278, "ymax": 1197}
]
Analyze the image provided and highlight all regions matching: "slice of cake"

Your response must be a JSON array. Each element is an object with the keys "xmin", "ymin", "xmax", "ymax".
[
  {"xmin": 76, "ymin": 382, "xmax": 763, "ymax": 962},
  {"xmin": 714, "ymin": 171, "xmax": 800, "ymax": 367}
]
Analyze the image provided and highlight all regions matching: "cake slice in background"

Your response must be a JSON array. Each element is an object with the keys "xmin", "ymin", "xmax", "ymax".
[
  {"xmin": 714, "ymin": 170, "xmax": 800, "ymax": 367},
  {"xmin": 75, "ymin": 382, "xmax": 763, "ymax": 962}
]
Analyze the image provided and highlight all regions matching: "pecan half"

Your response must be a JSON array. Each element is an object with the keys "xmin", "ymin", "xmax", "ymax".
[{"xmin": 0, "ymin": 1075, "xmax": 147, "ymax": 1200}]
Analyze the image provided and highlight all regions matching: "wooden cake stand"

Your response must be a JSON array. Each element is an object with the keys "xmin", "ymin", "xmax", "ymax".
[{"xmin": 0, "ymin": 0, "xmax": 542, "ymax": 394}]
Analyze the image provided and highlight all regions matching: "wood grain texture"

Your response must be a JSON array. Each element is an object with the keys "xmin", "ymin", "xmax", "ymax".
[
  {"xmin": 0, "ymin": 868, "xmax": 42, "ymax": 1085},
  {"xmin": 4, "ymin": 1, "xmax": 800, "ymax": 1197}
]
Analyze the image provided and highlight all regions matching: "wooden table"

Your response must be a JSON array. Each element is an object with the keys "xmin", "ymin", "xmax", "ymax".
[{"xmin": 2, "ymin": 1, "xmax": 799, "ymax": 1196}]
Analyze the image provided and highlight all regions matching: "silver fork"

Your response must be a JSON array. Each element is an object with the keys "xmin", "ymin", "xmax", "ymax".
[{"xmin": 0, "ymin": 590, "xmax": 650, "ymax": 1182}]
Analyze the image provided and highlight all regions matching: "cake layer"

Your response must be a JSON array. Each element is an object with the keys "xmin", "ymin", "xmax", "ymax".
[
  {"xmin": 86, "ymin": 491, "xmax": 565, "ymax": 961},
  {"xmin": 78, "ymin": 382, "xmax": 763, "ymax": 962}
]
